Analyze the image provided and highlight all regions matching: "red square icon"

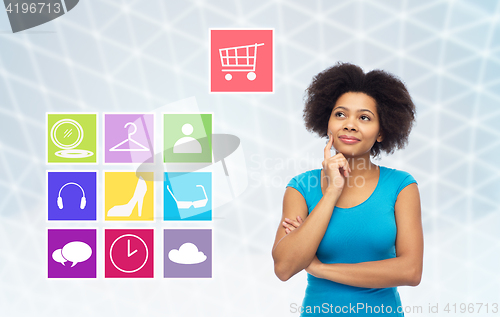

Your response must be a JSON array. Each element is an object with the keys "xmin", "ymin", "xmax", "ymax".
[
  {"xmin": 105, "ymin": 229, "xmax": 154, "ymax": 278},
  {"xmin": 210, "ymin": 29, "xmax": 274, "ymax": 93}
]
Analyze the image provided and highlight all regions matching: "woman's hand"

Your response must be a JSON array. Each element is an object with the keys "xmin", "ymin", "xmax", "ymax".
[
  {"xmin": 322, "ymin": 132, "xmax": 351, "ymax": 194},
  {"xmin": 282, "ymin": 216, "xmax": 303, "ymax": 234},
  {"xmin": 305, "ymin": 255, "xmax": 323, "ymax": 278}
]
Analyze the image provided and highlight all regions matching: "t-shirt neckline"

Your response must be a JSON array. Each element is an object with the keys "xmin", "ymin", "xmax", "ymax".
[{"xmin": 318, "ymin": 165, "xmax": 383, "ymax": 210}]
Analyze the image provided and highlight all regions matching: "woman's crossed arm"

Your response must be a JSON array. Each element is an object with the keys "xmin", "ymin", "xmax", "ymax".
[{"xmin": 282, "ymin": 183, "xmax": 423, "ymax": 288}]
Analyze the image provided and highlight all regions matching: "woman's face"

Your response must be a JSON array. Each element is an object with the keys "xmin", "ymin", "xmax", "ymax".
[{"xmin": 327, "ymin": 92, "xmax": 383, "ymax": 157}]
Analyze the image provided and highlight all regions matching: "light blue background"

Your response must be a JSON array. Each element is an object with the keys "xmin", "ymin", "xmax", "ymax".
[
  {"xmin": 164, "ymin": 171, "xmax": 212, "ymax": 221},
  {"xmin": 1, "ymin": 0, "xmax": 500, "ymax": 316}
]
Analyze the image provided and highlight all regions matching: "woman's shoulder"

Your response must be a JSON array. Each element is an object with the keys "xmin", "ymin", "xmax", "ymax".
[
  {"xmin": 380, "ymin": 165, "xmax": 416, "ymax": 182},
  {"xmin": 286, "ymin": 169, "xmax": 322, "ymax": 197},
  {"xmin": 291, "ymin": 168, "xmax": 322, "ymax": 179},
  {"xmin": 289, "ymin": 168, "xmax": 322, "ymax": 184},
  {"xmin": 379, "ymin": 165, "xmax": 418, "ymax": 199}
]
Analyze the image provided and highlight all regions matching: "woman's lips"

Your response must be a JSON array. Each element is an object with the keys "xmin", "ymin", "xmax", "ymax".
[{"xmin": 339, "ymin": 137, "xmax": 360, "ymax": 145}]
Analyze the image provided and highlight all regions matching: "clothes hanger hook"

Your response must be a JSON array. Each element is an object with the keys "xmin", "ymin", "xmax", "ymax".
[{"xmin": 124, "ymin": 122, "xmax": 138, "ymax": 138}]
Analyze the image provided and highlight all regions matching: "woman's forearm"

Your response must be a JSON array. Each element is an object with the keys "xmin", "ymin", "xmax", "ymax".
[
  {"xmin": 310, "ymin": 257, "xmax": 420, "ymax": 288},
  {"xmin": 272, "ymin": 188, "xmax": 340, "ymax": 281}
]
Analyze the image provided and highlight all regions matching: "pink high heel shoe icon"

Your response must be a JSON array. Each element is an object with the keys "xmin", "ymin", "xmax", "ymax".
[{"xmin": 107, "ymin": 176, "xmax": 148, "ymax": 217}]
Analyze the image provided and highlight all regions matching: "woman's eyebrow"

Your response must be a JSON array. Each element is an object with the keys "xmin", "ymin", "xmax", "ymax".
[{"xmin": 334, "ymin": 106, "xmax": 375, "ymax": 116}]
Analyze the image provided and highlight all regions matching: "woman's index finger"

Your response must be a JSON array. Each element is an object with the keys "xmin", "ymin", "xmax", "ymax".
[{"xmin": 324, "ymin": 132, "xmax": 333, "ymax": 160}]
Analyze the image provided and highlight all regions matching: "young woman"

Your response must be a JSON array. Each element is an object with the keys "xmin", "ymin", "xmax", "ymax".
[{"xmin": 272, "ymin": 63, "xmax": 423, "ymax": 316}]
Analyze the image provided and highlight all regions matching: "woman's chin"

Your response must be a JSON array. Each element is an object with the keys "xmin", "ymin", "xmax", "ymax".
[{"xmin": 337, "ymin": 147, "xmax": 371, "ymax": 158}]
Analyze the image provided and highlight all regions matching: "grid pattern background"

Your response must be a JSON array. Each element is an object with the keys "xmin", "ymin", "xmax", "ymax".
[{"xmin": 1, "ymin": 0, "xmax": 500, "ymax": 316}]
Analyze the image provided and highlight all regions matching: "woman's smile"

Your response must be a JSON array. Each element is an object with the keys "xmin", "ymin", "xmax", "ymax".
[
  {"xmin": 339, "ymin": 138, "xmax": 360, "ymax": 145},
  {"xmin": 339, "ymin": 135, "xmax": 361, "ymax": 144}
]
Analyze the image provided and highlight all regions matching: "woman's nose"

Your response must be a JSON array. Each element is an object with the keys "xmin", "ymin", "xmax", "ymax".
[{"xmin": 343, "ymin": 121, "xmax": 357, "ymax": 131}]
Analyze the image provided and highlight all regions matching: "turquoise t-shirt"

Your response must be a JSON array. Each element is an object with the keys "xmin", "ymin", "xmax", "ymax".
[{"xmin": 286, "ymin": 165, "xmax": 417, "ymax": 316}]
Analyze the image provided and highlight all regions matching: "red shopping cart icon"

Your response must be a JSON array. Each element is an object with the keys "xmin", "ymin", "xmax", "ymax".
[
  {"xmin": 219, "ymin": 43, "xmax": 264, "ymax": 81},
  {"xmin": 210, "ymin": 29, "xmax": 273, "ymax": 93}
]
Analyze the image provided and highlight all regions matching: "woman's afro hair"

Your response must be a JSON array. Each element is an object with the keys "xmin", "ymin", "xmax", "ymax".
[{"xmin": 303, "ymin": 62, "xmax": 416, "ymax": 158}]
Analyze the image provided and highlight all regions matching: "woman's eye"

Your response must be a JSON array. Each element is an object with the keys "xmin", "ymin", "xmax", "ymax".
[{"xmin": 335, "ymin": 112, "xmax": 370, "ymax": 121}]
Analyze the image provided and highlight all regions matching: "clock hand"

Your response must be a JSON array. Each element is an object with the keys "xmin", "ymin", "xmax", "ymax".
[{"xmin": 127, "ymin": 239, "xmax": 138, "ymax": 257}]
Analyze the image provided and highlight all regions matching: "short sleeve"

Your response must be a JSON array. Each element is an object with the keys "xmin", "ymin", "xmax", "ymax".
[
  {"xmin": 396, "ymin": 173, "xmax": 418, "ymax": 198},
  {"xmin": 286, "ymin": 173, "xmax": 307, "ymax": 199}
]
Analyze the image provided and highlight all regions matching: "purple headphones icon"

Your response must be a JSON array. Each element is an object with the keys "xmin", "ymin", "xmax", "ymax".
[{"xmin": 57, "ymin": 182, "xmax": 86, "ymax": 210}]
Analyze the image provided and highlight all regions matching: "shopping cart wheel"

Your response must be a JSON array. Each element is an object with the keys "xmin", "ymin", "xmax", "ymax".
[
  {"xmin": 247, "ymin": 72, "xmax": 256, "ymax": 81},
  {"xmin": 225, "ymin": 74, "xmax": 232, "ymax": 81}
]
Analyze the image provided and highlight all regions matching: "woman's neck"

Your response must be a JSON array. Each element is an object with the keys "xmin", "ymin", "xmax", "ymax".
[{"xmin": 344, "ymin": 153, "xmax": 378, "ymax": 179}]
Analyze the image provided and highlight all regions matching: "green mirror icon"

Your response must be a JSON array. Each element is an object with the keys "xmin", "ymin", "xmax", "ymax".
[{"xmin": 47, "ymin": 114, "xmax": 97, "ymax": 163}]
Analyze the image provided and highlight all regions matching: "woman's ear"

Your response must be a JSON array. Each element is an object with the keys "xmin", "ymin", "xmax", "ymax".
[{"xmin": 377, "ymin": 133, "xmax": 383, "ymax": 143}]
